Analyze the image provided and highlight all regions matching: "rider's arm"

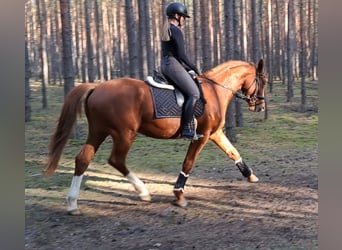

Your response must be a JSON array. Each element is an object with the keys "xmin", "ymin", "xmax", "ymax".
[{"xmin": 170, "ymin": 25, "xmax": 200, "ymax": 75}]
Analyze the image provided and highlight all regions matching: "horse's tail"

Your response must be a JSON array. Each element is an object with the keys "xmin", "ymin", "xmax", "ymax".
[{"xmin": 43, "ymin": 83, "xmax": 98, "ymax": 177}]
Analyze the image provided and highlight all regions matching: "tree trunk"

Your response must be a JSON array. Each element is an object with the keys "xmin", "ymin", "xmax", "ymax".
[
  {"xmin": 224, "ymin": 0, "xmax": 238, "ymax": 137},
  {"xmin": 235, "ymin": 98, "xmax": 244, "ymax": 127},
  {"xmin": 282, "ymin": 0, "xmax": 288, "ymax": 84},
  {"xmin": 310, "ymin": 0, "xmax": 318, "ymax": 81},
  {"xmin": 60, "ymin": 0, "xmax": 75, "ymax": 96},
  {"xmin": 266, "ymin": 0, "xmax": 273, "ymax": 92},
  {"xmin": 226, "ymin": 103, "xmax": 237, "ymax": 143},
  {"xmin": 200, "ymin": 1, "xmax": 211, "ymax": 71},
  {"xmin": 36, "ymin": 0, "xmax": 48, "ymax": 108},
  {"xmin": 274, "ymin": 0, "xmax": 282, "ymax": 81},
  {"xmin": 240, "ymin": 0, "xmax": 247, "ymax": 60},
  {"xmin": 225, "ymin": 0, "xmax": 234, "ymax": 60},
  {"xmin": 144, "ymin": 1, "xmax": 154, "ymax": 75},
  {"xmin": 251, "ymin": 0, "xmax": 260, "ymax": 63},
  {"xmin": 300, "ymin": 0, "xmax": 307, "ymax": 111},
  {"xmin": 138, "ymin": 0, "xmax": 147, "ymax": 78},
  {"xmin": 108, "ymin": 0, "xmax": 121, "ymax": 78},
  {"xmin": 212, "ymin": 1, "xmax": 219, "ymax": 65},
  {"xmin": 233, "ymin": 0, "xmax": 241, "ymax": 59},
  {"xmin": 232, "ymin": 0, "xmax": 244, "ymax": 126},
  {"xmin": 287, "ymin": 0, "xmax": 295, "ymax": 102},
  {"xmin": 193, "ymin": 0, "xmax": 201, "ymax": 68},
  {"xmin": 101, "ymin": 1, "xmax": 111, "ymax": 81},
  {"xmin": 84, "ymin": 0, "xmax": 95, "ymax": 82},
  {"xmin": 125, "ymin": 0, "xmax": 139, "ymax": 78},
  {"xmin": 48, "ymin": 1, "xmax": 57, "ymax": 85},
  {"xmin": 94, "ymin": 0, "xmax": 105, "ymax": 81},
  {"xmin": 25, "ymin": 37, "xmax": 31, "ymax": 122}
]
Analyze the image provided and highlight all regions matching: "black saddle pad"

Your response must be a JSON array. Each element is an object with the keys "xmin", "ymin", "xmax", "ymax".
[{"xmin": 149, "ymin": 86, "xmax": 205, "ymax": 119}]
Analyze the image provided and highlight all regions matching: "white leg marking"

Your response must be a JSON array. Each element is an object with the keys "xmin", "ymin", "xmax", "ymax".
[
  {"xmin": 66, "ymin": 175, "xmax": 83, "ymax": 211},
  {"xmin": 126, "ymin": 172, "xmax": 150, "ymax": 200}
]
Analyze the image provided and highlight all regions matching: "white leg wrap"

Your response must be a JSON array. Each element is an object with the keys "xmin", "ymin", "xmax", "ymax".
[
  {"xmin": 126, "ymin": 172, "xmax": 150, "ymax": 197},
  {"xmin": 66, "ymin": 175, "xmax": 83, "ymax": 211}
]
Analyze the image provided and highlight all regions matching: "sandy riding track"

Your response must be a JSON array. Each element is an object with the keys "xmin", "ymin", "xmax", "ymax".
[{"xmin": 25, "ymin": 146, "xmax": 317, "ymax": 249}]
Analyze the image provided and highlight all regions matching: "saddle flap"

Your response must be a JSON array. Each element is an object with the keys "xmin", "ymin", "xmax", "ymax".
[{"xmin": 149, "ymin": 86, "xmax": 205, "ymax": 119}]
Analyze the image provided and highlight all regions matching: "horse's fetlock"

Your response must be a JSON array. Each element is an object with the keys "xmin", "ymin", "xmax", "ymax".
[
  {"xmin": 174, "ymin": 171, "xmax": 189, "ymax": 191},
  {"xmin": 66, "ymin": 196, "xmax": 78, "ymax": 211},
  {"xmin": 235, "ymin": 159, "xmax": 252, "ymax": 178}
]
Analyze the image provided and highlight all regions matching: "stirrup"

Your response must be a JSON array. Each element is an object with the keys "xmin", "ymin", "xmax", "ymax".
[
  {"xmin": 181, "ymin": 129, "xmax": 203, "ymax": 140},
  {"xmin": 192, "ymin": 131, "xmax": 204, "ymax": 140},
  {"xmin": 181, "ymin": 124, "xmax": 203, "ymax": 141},
  {"xmin": 181, "ymin": 117, "xmax": 203, "ymax": 140}
]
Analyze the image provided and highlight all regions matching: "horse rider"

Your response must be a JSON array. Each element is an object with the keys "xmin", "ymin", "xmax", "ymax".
[{"xmin": 161, "ymin": 2, "xmax": 203, "ymax": 140}]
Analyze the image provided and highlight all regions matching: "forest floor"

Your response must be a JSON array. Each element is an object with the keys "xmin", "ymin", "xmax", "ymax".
[{"xmin": 25, "ymin": 80, "xmax": 318, "ymax": 250}]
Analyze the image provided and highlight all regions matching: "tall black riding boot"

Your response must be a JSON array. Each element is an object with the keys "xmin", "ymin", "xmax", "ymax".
[{"xmin": 181, "ymin": 96, "xmax": 203, "ymax": 140}]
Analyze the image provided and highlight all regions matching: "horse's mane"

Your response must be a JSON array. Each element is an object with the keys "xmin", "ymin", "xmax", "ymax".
[{"xmin": 204, "ymin": 60, "xmax": 254, "ymax": 78}]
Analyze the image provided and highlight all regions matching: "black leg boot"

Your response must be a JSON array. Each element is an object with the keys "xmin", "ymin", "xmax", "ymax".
[{"xmin": 181, "ymin": 97, "xmax": 203, "ymax": 140}]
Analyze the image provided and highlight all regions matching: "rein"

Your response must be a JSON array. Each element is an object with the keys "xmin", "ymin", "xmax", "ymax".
[{"xmin": 201, "ymin": 75, "xmax": 263, "ymax": 103}]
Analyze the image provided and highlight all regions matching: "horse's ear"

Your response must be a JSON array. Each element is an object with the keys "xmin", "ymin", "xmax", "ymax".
[{"xmin": 257, "ymin": 59, "xmax": 264, "ymax": 73}]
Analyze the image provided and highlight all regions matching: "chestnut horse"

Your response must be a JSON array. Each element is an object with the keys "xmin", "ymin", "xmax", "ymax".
[{"xmin": 44, "ymin": 59, "xmax": 267, "ymax": 214}]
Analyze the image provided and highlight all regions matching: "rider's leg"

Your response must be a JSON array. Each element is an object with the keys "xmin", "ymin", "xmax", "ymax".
[
  {"xmin": 161, "ymin": 57, "xmax": 202, "ymax": 139},
  {"xmin": 181, "ymin": 94, "xmax": 202, "ymax": 139}
]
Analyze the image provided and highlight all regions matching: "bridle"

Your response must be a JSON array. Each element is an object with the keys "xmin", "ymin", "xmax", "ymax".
[
  {"xmin": 241, "ymin": 72, "xmax": 266, "ymax": 105},
  {"xmin": 201, "ymin": 71, "xmax": 265, "ymax": 105}
]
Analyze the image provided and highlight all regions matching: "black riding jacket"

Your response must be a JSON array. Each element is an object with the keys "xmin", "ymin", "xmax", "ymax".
[{"xmin": 162, "ymin": 24, "xmax": 199, "ymax": 75}]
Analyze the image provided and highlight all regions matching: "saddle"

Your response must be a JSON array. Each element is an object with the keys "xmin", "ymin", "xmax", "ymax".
[
  {"xmin": 145, "ymin": 70, "xmax": 206, "ymax": 119},
  {"xmin": 147, "ymin": 70, "xmax": 185, "ymax": 106}
]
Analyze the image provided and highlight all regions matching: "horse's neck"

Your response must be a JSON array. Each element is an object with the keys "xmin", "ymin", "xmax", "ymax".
[
  {"xmin": 202, "ymin": 73, "xmax": 239, "ymax": 108},
  {"xmin": 205, "ymin": 67, "xmax": 247, "ymax": 91},
  {"xmin": 203, "ymin": 64, "xmax": 253, "ymax": 110}
]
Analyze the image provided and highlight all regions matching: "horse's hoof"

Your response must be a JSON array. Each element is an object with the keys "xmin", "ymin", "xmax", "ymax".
[
  {"xmin": 139, "ymin": 194, "xmax": 151, "ymax": 202},
  {"xmin": 248, "ymin": 174, "xmax": 259, "ymax": 183},
  {"xmin": 67, "ymin": 209, "xmax": 83, "ymax": 216},
  {"xmin": 172, "ymin": 199, "xmax": 188, "ymax": 207}
]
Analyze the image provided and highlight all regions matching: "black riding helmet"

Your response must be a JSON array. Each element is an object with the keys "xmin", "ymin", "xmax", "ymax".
[{"xmin": 166, "ymin": 2, "xmax": 190, "ymax": 18}]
